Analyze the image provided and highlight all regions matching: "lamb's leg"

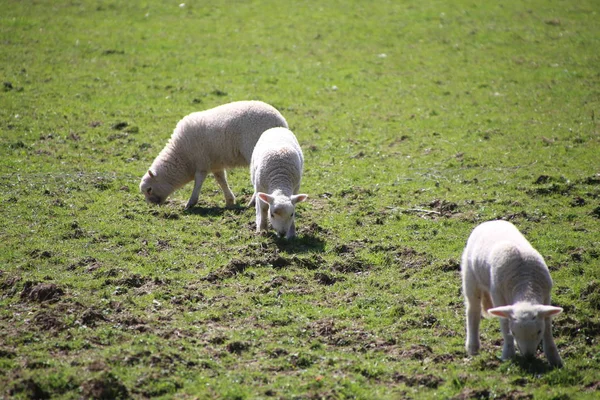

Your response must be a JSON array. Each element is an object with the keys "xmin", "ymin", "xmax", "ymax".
[
  {"xmin": 542, "ymin": 317, "xmax": 563, "ymax": 367},
  {"xmin": 256, "ymin": 198, "xmax": 268, "ymax": 232},
  {"xmin": 186, "ymin": 171, "xmax": 208, "ymax": 209},
  {"xmin": 499, "ymin": 318, "xmax": 516, "ymax": 360},
  {"xmin": 465, "ymin": 292, "xmax": 482, "ymax": 355},
  {"xmin": 213, "ymin": 170, "xmax": 235, "ymax": 207},
  {"xmin": 247, "ymin": 193, "xmax": 256, "ymax": 207}
]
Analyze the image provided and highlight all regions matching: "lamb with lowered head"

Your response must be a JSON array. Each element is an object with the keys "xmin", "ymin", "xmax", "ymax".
[
  {"xmin": 249, "ymin": 127, "xmax": 307, "ymax": 239},
  {"xmin": 461, "ymin": 220, "xmax": 563, "ymax": 367}
]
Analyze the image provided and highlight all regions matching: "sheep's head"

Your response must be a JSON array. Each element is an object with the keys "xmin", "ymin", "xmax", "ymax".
[
  {"xmin": 258, "ymin": 192, "xmax": 308, "ymax": 239},
  {"xmin": 489, "ymin": 303, "xmax": 563, "ymax": 357},
  {"xmin": 139, "ymin": 169, "xmax": 174, "ymax": 205}
]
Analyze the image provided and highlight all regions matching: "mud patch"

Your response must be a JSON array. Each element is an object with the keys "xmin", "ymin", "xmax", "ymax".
[
  {"xmin": 227, "ymin": 341, "xmax": 251, "ymax": 354},
  {"xmin": 392, "ymin": 373, "xmax": 444, "ymax": 389},
  {"xmin": 33, "ymin": 310, "xmax": 65, "ymax": 331},
  {"xmin": 80, "ymin": 372, "xmax": 129, "ymax": 399},
  {"xmin": 427, "ymin": 198, "xmax": 458, "ymax": 216},
  {"xmin": 436, "ymin": 258, "xmax": 461, "ymax": 272},
  {"xmin": 68, "ymin": 256, "xmax": 101, "ymax": 272},
  {"xmin": 0, "ymin": 275, "xmax": 21, "ymax": 297},
  {"xmin": 202, "ymin": 259, "xmax": 251, "ymax": 282},
  {"xmin": 453, "ymin": 388, "xmax": 491, "ymax": 399},
  {"xmin": 314, "ymin": 272, "xmax": 340, "ymax": 285},
  {"xmin": 398, "ymin": 344, "xmax": 433, "ymax": 360},
  {"xmin": 21, "ymin": 282, "xmax": 64, "ymax": 303},
  {"xmin": 81, "ymin": 308, "xmax": 108, "ymax": 327},
  {"xmin": 557, "ymin": 316, "xmax": 600, "ymax": 338},
  {"xmin": 330, "ymin": 255, "xmax": 371, "ymax": 273},
  {"xmin": 117, "ymin": 274, "xmax": 151, "ymax": 288},
  {"xmin": 9, "ymin": 378, "xmax": 50, "ymax": 399}
]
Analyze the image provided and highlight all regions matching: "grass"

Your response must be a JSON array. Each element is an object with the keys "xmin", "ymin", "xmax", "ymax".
[{"xmin": 1, "ymin": 0, "xmax": 599, "ymax": 398}]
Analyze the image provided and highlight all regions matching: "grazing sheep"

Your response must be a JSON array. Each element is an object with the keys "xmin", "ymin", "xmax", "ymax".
[
  {"xmin": 139, "ymin": 100, "xmax": 288, "ymax": 209},
  {"xmin": 249, "ymin": 127, "xmax": 307, "ymax": 239},
  {"xmin": 461, "ymin": 220, "xmax": 563, "ymax": 367}
]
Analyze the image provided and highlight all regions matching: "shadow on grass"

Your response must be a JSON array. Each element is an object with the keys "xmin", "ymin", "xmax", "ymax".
[
  {"xmin": 512, "ymin": 355, "xmax": 554, "ymax": 374},
  {"xmin": 271, "ymin": 234, "xmax": 326, "ymax": 254},
  {"xmin": 183, "ymin": 205, "xmax": 246, "ymax": 217}
]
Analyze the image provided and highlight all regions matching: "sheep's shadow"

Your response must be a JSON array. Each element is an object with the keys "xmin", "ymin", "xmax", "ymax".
[
  {"xmin": 511, "ymin": 355, "xmax": 554, "ymax": 374},
  {"xmin": 183, "ymin": 204, "xmax": 246, "ymax": 217},
  {"xmin": 272, "ymin": 234, "xmax": 326, "ymax": 254}
]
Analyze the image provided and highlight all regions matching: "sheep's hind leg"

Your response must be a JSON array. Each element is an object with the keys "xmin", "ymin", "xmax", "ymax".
[
  {"xmin": 186, "ymin": 171, "xmax": 208, "ymax": 209},
  {"xmin": 465, "ymin": 294, "xmax": 482, "ymax": 355},
  {"xmin": 213, "ymin": 170, "xmax": 235, "ymax": 207}
]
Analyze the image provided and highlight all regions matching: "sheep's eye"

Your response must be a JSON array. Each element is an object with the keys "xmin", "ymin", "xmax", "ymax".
[
  {"xmin": 147, "ymin": 188, "xmax": 152, "ymax": 194},
  {"xmin": 270, "ymin": 212, "xmax": 275, "ymax": 218},
  {"xmin": 537, "ymin": 330, "xmax": 542, "ymax": 335}
]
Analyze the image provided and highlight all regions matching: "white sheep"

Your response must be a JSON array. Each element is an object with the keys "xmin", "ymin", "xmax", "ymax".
[
  {"xmin": 461, "ymin": 220, "xmax": 563, "ymax": 367},
  {"xmin": 139, "ymin": 100, "xmax": 288, "ymax": 209},
  {"xmin": 249, "ymin": 127, "xmax": 307, "ymax": 239}
]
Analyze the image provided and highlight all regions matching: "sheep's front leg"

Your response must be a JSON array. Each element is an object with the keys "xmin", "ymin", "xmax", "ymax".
[
  {"xmin": 213, "ymin": 170, "xmax": 235, "ymax": 207},
  {"xmin": 255, "ymin": 197, "xmax": 268, "ymax": 232},
  {"xmin": 465, "ymin": 295, "xmax": 482, "ymax": 355},
  {"xmin": 542, "ymin": 317, "xmax": 563, "ymax": 367},
  {"xmin": 186, "ymin": 171, "xmax": 208, "ymax": 209},
  {"xmin": 499, "ymin": 318, "xmax": 516, "ymax": 360}
]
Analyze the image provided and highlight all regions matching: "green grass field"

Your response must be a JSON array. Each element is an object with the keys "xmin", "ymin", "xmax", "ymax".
[{"xmin": 1, "ymin": 0, "xmax": 599, "ymax": 398}]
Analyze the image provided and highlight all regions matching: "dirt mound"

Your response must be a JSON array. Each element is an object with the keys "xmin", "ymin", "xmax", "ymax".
[
  {"xmin": 21, "ymin": 282, "xmax": 64, "ymax": 302},
  {"xmin": 80, "ymin": 372, "xmax": 129, "ymax": 399},
  {"xmin": 392, "ymin": 373, "xmax": 444, "ymax": 388}
]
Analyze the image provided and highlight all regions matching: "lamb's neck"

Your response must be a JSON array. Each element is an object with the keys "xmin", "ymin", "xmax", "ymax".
[
  {"xmin": 510, "ymin": 281, "xmax": 546, "ymax": 304},
  {"xmin": 270, "ymin": 187, "xmax": 294, "ymax": 198}
]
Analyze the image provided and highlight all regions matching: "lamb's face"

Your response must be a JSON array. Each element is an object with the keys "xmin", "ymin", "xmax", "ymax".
[
  {"xmin": 489, "ymin": 303, "xmax": 563, "ymax": 359},
  {"xmin": 268, "ymin": 201, "xmax": 296, "ymax": 239},
  {"xmin": 139, "ymin": 170, "xmax": 173, "ymax": 205},
  {"xmin": 509, "ymin": 310, "xmax": 545, "ymax": 357},
  {"xmin": 258, "ymin": 193, "xmax": 308, "ymax": 239}
]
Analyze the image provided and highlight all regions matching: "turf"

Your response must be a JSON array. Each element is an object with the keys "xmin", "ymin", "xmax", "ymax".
[{"xmin": 1, "ymin": 0, "xmax": 599, "ymax": 398}]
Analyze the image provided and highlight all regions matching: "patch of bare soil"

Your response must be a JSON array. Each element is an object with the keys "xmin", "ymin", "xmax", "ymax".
[
  {"xmin": 202, "ymin": 259, "xmax": 251, "ymax": 282},
  {"xmin": 227, "ymin": 341, "xmax": 251, "ymax": 355},
  {"xmin": 33, "ymin": 310, "xmax": 65, "ymax": 331},
  {"xmin": 428, "ymin": 198, "xmax": 459, "ymax": 216},
  {"xmin": 330, "ymin": 255, "xmax": 371, "ymax": 273},
  {"xmin": 314, "ymin": 272, "xmax": 340, "ymax": 286},
  {"xmin": 80, "ymin": 372, "xmax": 129, "ymax": 399},
  {"xmin": 0, "ymin": 274, "xmax": 21, "ymax": 297},
  {"xmin": 116, "ymin": 274, "xmax": 151, "ymax": 288},
  {"xmin": 21, "ymin": 282, "xmax": 64, "ymax": 303},
  {"xmin": 392, "ymin": 373, "xmax": 444, "ymax": 389},
  {"xmin": 453, "ymin": 388, "xmax": 491, "ymax": 399},
  {"xmin": 67, "ymin": 256, "xmax": 101, "ymax": 272},
  {"xmin": 80, "ymin": 308, "xmax": 108, "ymax": 327},
  {"xmin": 9, "ymin": 378, "xmax": 50, "ymax": 399},
  {"xmin": 586, "ymin": 381, "xmax": 600, "ymax": 391},
  {"xmin": 398, "ymin": 344, "xmax": 434, "ymax": 360},
  {"xmin": 556, "ymin": 316, "xmax": 600, "ymax": 338}
]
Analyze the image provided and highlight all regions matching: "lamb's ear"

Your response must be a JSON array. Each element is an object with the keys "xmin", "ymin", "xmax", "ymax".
[
  {"xmin": 291, "ymin": 194, "xmax": 308, "ymax": 204},
  {"xmin": 536, "ymin": 305, "xmax": 563, "ymax": 318},
  {"xmin": 488, "ymin": 306, "xmax": 514, "ymax": 319},
  {"xmin": 257, "ymin": 192, "xmax": 274, "ymax": 205},
  {"xmin": 148, "ymin": 169, "xmax": 156, "ymax": 178}
]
